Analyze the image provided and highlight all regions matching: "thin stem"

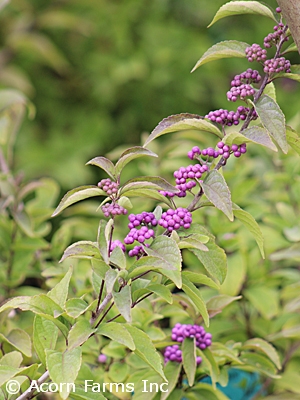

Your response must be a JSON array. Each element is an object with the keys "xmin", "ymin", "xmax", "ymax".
[
  {"xmin": 95, "ymin": 302, "xmax": 114, "ymax": 328},
  {"xmin": 16, "ymin": 371, "xmax": 49, "ymax": 400},
  {"xmin": 90, "ymin": 292, "xmax": 113, "ymax": 325}
]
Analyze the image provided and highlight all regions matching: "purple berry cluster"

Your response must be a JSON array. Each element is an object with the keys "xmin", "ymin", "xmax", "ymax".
[
  {"xmin": 216, "ymin": 141, "xmax": 247, "ymax": 159},
  {"xmin": 245, "ymin": 44, "xmax": 267, "ymax": 63},
  {"xmin": 205, "ymin": 106, "xmax": 251, "ymax": 127},
  {"xmin": 158, "ymin": 208, "xmax": 192, "ymax": 232},
  {"xmin": 263, "ymin": 22, "xmax": 288, "ymax": 48},
  {"xmin": 227, "ymin": 69, "xmax": 261, "ymax": 102},
  {"xmin": 263, "ymin": 57, "xmax": 291, "ymax": 74},
  {"xmin": 124, "ymin": 212, "xmax": 157, "ymax": 250},
  {"xmin": 171, "ymin": 323, "xmax": 212, "ymax": 350},
  {"xmin": 98, "ymin": 178, "xmax": 118, "ymax": 196},
  {"xmin": 164, "ymin": 345, "xmax": 203, "ymax": 365},
  {"xmin": 110, "ymin": 240, "xmax": 126, "ymax": 253},
  {"xmin": 127, "ymin": 212, "xmax": 158, "ymax": 229},
  {"xmin": 101, "ymin": 202, "xmax": 128, "ymax": 217},
  {"xmin": 128, "ymin": 244, "xmax": 149, "ymax": 258}
]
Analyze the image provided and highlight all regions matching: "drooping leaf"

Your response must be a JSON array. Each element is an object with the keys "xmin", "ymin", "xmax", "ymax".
[
  {"xmin": 201, "ymin": 170, "xmax": 233, "ymax": 221},
  {"xmin": 219, "ymin": 253, "xmax": 246, "ymax": 297},
  {"xmin": 239, "ymin": 352, "xmax": 279, "ymax": 378},
  {"xmin": 59, "ymin": 241, "xmax": 101, "ymax": 263},
  {"xmin": 182, "ymin": 276, "xmax": 209, "ymax": 326},
  {"xmin": 86, "ymin": 156, "xmax": 116, "ymax": 180},
  {"xmin": 33, "ymin": 316, "xmax": 58, "ymax": 366},
  {"xmin": 113, "ymin": 286, "xmax": 132, "ymax": 322},
  {"xmin": 133, "ymin": 283, "xmax": 173, "ymax": 304},
  {"xmin": 68, "ymin": 319, "xmax": 95, "ymax": 350},
  {"xmin": 125, "ymin": 324, "xmax": 166, "ymax": 381},
  {"xmin": 191, "ymin": 41, "xmax": 249, "ymax": 72},
  {"xmin": 253, "ymin": 95, "xmax": 287, "ymax": 153},
  {"xmin": 47, "ymin": 266, "xmax": 72, "ymax": 307},
  {"xmin": 115, "ymin": 146, "xmax": 158, "ymax": 177},
  {"xmin": 208, "ymin": 1, "xmax": 277, "ymax": 27},
  {"xmin": 178, "ymin": 237, "xmax": 208, "ymax": 252},
  {"xmin": 223, "ymin": 127, "xmax": 277, "ymax": 151},
  {"xmin": 286, "ymin": 125, "xmax": 300, "ymax": 155},
  {"xmin": 206, "ymin": 295, "xmax": 242, "ymax": 317},
  {"xmin": 52, "ymin": 186, "xmax": 106, "ymax": 217},
  {"xmin": 46, "ymin": 348, "xmax": 82, "ymax": 400},
  {"xmin": 145, "ymin": 236, "xmax": 182, "ymax": 288},
  {"xmin": 144, "ymin": 114, "xmax": 222, "ymax": 147},
  {"xmin": 182, "ymin": 337, "xmax": 196, "ymax": 386},
  {"xmin": 161, "ymin": 362, "xmax": 182, "ymax": 400},
  {"xmin": 232, "ymin": 203, "xmax": 265, "ymax": 258},
  {"xmin": 242, "ymin": 338, "xmax": 281, "ymax": 369},
  {"xmin": 0, "ymin": 329, "xmax": 31, "ymax": 358},
  {"xmin": 97, "ymin": 322, "xmax": 135, "ymax": 350}
]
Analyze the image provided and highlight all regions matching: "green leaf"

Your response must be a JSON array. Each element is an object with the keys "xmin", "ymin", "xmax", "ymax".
[
  {"xmin": 223, "ymin": 128, "xmax": 277, "ymax": 152},
  {"xmin": 244, "ymin": 286, "xmax": 279, "ymax": 319},
  {"xmin": 145, "ymin": 236, "xmax": 182, "ymax": 288},
  {"xmin": 120, "ymin": 176, "xmax": 178, "ymax": 195},
  {"xmin": 0, "ymin": 351, "xmax": 22, "ymax": 368},
  {"xmin": 86, "ymin": 156, "xmax": 116, "ymax": 180},
  {"xmin": 98, "ymin": 219, "xmax": 109, "ymax": 264},
  {"xmin": 239, "ymin": 352, "xmax": 279, "ymax": 378},
  {"xmin": 119, "ymin": 188, "xmax": 173, "ymax": 207},
  {"xmin": 182, "ymin": 338, "xmax": 196, "ymax": 386},
  {"xmin": 0, "ymin": 329, "xmax": 31, "ymax": 357},
  {"xmin": 68, "ymin": 319, "xmax": 95, "ymax": 350},
  {"xmin": 47, "ymin": 266, "xmax": 72, "ymax": 308},
  {"xmin": 253, "ymin": 95, "xmax": 287, "ymax": 153},
  {"xmin": 270, "ymin": 244, "xmax": 300, "ymax": 261},
  {"xmin": 206, "ymin": 295, "xmax": 242, "ymax": 317},
  {"xmin": 182, "ymin": 271, "xmax": 220, "ymax": 290},
  {"xmin": 182, "ymin": 276, "xmax": 209, "ymax": 326},
  {"xmin": 113, "ymin": 286, "xmax": 132, "ymax": 323},
  {"xmin": 201, "ymin": 170, "xmax": 233, "ymax": 221},
  {"xmin": 202, "ymin": 348, "xmax": 220, "ymax": 388},
  {"xmin": 232, "ymin": 203, "xmax": 265, "ymax": 258},
  {"xmin": 108, "ymin": 361, "xmax": 129, "ymax": 382},
  {"xmin": 70, "ymin": 387, "xmax": 107, "ymax": 400},
  {"xmin": 219, "ymin": 253, "xmax": 246, "ymax": 296},
  {"xmin": 109, "ymin": 246, "xmax": 126, "ymax": 270},
  {"xmin": 144, "ymin": 114, "xmax": 222, "ymax": 146},
  {"xmin": 33, "ymin": 316, "xmax": 58, "ymax": 366},
  {"xmin": 0, "ymin": 365, "xmax": 20, "ymax": 386},
  {"xmin": 60, "ymin": 241, "xmax": 101, "ymax": 263},
  {"xmin": 208, "ymin": 1, "xmax": 276, "ymax": 27},
  {"xmin": 127, "ymin": 256, "xmax": 177, "ymax": 280},
  {"xmin": 188, "ymin": 383, "xmax": 230, "ymax": 400},
  {"xmin": 105, "ymin": 268, "xmax": 118, "ymax": 293},
  {"xmin": 65, "ymin": 298, "xmax": 89, "ymax": 318},
  {"xmin": 97, "ymin": 322, "xmax": 135, "ymax": 350},
  {"xmin": 286, "ymin": 125, "xmax": 300, "ymax": 155},
  {"xmin": 191, "ymin": 41, "xmax": 249, "ymax": 72},
  {"xmin": 268, "ymin": 325, "xmax": 300, "ymax": 341},
  {"xmin": 179, "ymin": 237, "xmax": 208, "ymax": 252},
  {"xmin": 242, "ymin": 338, "xmax": 281, "ymax": 369},
  {"xmin": 275, "ymin": 64, "xmax": 300, "ymax": 82},
  {"xmin": 125, "ymin": 324, "xmax": 166, "ymax": 381},
  {"xmin": 52, "ymin": 186, "xmax": 106, "ymax": 217},
  {"xmin": 161, "ymin": 362, "xmax": 182, "ymax": 400},
  {"xmin": 115, "ymin": 146, "xmax": 158, "ymax": 177},
  {"xmin": 145, "ymin": 284, "xmax": 173, "ymax": 304},
  {"xmin": 46, "ymin": 348, "xmax": 82, "ymax": 400}
]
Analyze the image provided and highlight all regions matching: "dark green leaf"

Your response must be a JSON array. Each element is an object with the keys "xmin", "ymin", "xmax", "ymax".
[
  {"xmin": 97, "ymin": 322, "xmax": 135, "ymax": 350},
  {"xmin": 115, "ymin": 146, "xmax": 158, "ymax": 177},
  {"xmin": 182, "ymin": 276, "xmax": 209, "ymax": 326},
  {"xmin": 208, "ymin": 1, "xmax": 276, "ymax": 27},
  {"xmin": 144, "ymin": 114, "xmax": 222, "ymax": 146},
  {"xmin": 33, "ymin": 316, "xmax": 58, "ymax": 366},
  {"xmin": 253, "ymin": 95, "xmax": 287, "ymax": 153},
  {"xmin": 182, "ymin": 337, "xmax": 196, "ymax": 386},
  {"xmin": 52, "ymin": 186, "xmax": 106, "ymax": 217},
  {"xmin": 192, "ymin": 41, "xmax": 249, "ymax": 72},
  {"xmin": 201, "ymin": 170, "xmax": 233, "ymax": 221},
  {"xmin": 86, "ymin": 156, "xmax": 116, "ymax": 180},
  {"xmin": 224, "ymin": 127, "xmax": 277, "ymax": 151},
  {"xmin": 113, "ymin": 286, "xmax": 132, "ymax": 322},
  {"xmin": 59, "ymin": 241, "xmax": 101, "ymax": 263}
]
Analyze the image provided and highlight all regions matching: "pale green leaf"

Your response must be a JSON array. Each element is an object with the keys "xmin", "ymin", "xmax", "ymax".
[
  {"xmin": 97, "ymin": 322, "xmax": 135, "ymax": 350},
  {"xmin": 161, "ymin": 362, "xmax": 182, "ymax": 400},
  {"xmin": 109, "ymin": 246, "xmax": 126, "ymax": 270},
  {"xmin": 286, "ymin": 125, "xmax": 300, "ymax": 155},
  {"xmin": 105, "ymin": 268, "xmax": 118, "ymax": 293},
  {"xmin": 0, "ymin": 351, "xmax": 22, "ymax": 368},
  {"xmin": 0, "ymin": 329, "xmax": 31, "ymax": 357},
  {"xmin": 119, "ymin": 188, "xmax": 173, "ymax": 207},
  {"xmin": 201, "ymin": 170, "xmax": 233, "ymax": 221},
  {"xmin": 244, "ymin": 286, "xmax": 279, "ymax": 319},
  {"xmin": 33, "ymin": 316, "xmax": 58, "ymax": 366},
  {"xmin": 0, "ymin": 365, "xmax": 20, "ymax": 386},
  {"xmin": 243, "ymin": 338, "xmax": 281, "ymax": 369},
  {"xmin": 59, "ymin": 241, "xmax": 101, "ymax": 263},
  {"xmin": 224, "ymin": 127, "xmax": 277, "ymax": 151},
  {"xmin": 182, "ymin": 338, "xmax": 196, "ymax": 386},
  {"xmin": 206, "ymin": 295, "xmax": 242, "ymax": 317},
  {"xmin": 113, "ymin": 286, "xmax": 132, "ymax": 322},
  {"xmin": 208, "ymin": 1, "xmax": 276, "ymax": 27},
  {"xmin": 115, "ymin": 146, "xmax": 158, "ymax": 177},
  {"xmin": 52, "ymin": 186, "xmax": 106, "ymax": 217},
  {"xmin": 182, "ymin": 271, "xmax": 220, "ymax": 290},
  {"xmin": 68, "ymin": 319, "xmax": 95, "ymax": 350},
  {"xmin": 253, "ymin": 95, "xmax": 287, "ymax": 153},
  {"xmin": 65, "ymin": 298, "xmax": 89, "ymax": 318},
  {"xmin": 98, "ymin": 219, "xmax": 109, "ymax": 264},
  {"xmin": 239, "ymin": 352, "xmax": 279, "ymax": 378},
  {"xmin": 144, "ymin": 114, "xmax": 222, "ymax": 146},
  {"xmin": 182, "ymin": 276, "xmax": 209, "ymax": 326},
  {"xmin": 86, "ymin": 156, "xmax": 116, "ymax": 180},
  {"xmin": 46, "ymin": 348, "xmax": 82, "ymax": 400},
  {"xmin": 47, "ymin": 266, "xmax": 72, "ymax": 307},
  {"xmin": 120, "ymin": 176, "xmax": 178, "ymax": 195},
  {"xmin": 192, "ymin": 41, "xmax": 249, "ymax": 72},
  {"xmin": 275, "ymin": 64, "xmax": 300, "ymax": 82}
]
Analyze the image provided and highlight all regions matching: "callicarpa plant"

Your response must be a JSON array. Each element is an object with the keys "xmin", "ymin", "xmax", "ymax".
[{"xmin": 1, "ymin": 1, "xmax": 300, "ymax": 400}]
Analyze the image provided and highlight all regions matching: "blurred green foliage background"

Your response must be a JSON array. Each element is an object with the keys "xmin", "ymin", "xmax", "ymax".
[{"xmin": 0, "ymin": 0, "xmax": 299, "ymax": 189}]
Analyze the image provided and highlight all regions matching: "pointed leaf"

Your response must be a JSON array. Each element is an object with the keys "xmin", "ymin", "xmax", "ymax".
[
  {"xmin": 120, "ymin": 188, "xmax": 173, "ymax": 207},
  {"xmin": 244, "ymin": 286, "xmax": 279, "ymax": 319},
  {"xmin": 208, "ymin": 1, "xmax": 276, "ymax": 27},
  {"xmin": 86, "ymin": 156, "xmax": 116, "ymax": 180},
  {"xmin": 253, "ymin": 95, "xmax": 287, "ymax": 153},
  {"xmin": 182, "ymin": 276, "xmax": 209, "ymax": 326},
  {"xmin": 239, "ymin": 352, "xmax": 278, "ymax": 378},
  {"xmin": 48, "ymin": 266, "xmax": 72, "ymax": 307},
  {"xmin": 65, "ymin": 298, "xmax": 89, "ymax": 318},
  {"xmin": 192, "ymin": 41, "xmax": 249, "ymax": 72},
  {"xmin": 161, "ymin": 362, "xmax": 182, "ymax": 400},
  {"xmin": 98, "ymin": 219, "xmax": 109, "ymax": 263},
  {"xmin": 145, "ymin": 236, "xmax": 182, "ymax": 288},
  {"xmin": 0, "ymin": 330, "xmax": 31, "ymax": 357},
  {"xmin": 68, "ymin": 319, "xmax": 95, "ymax": 350},
  {"xmin": 105, "ymin": 268, "xmax": 118, "ymax": 293},
  {"xmin": 232, "ymin": 203, "xmax": 265, "ymax": 258},
  {"xmin": 243, "ymin": 338, "xmax": 281, "ymax": 369},
  {"xmin": 144, "ymin": 114, "xmax": 222, "ymax": 146},
  {"xmin": 286, "ymin": 125, "xmax": 300, "ymax": 155},
  {"xmin": 115, "ymin": 146, "xmax": 158, "ymax": 176},
  {"xmin": 127, "ymin": 255, "xmax": 177, "ymax": 280},
  {"xmin": 275, "ymin": 64, "xmax": 300, "ymax": 82},
  {"xmin": 120, "ymin": 176, "xmax": 178, "ymax": 194},
  {"xmin": 46, "ymin": 348, "xmax": 82, "ymax": 400},
  {"xmin": 0, "ymin": 365, "xmax": 20, "ymax": 386},
  {"xmin": 145, "ymin": 284, "xmax": 173, "ymax": 304},
  {"xmin": 224, "ymin": 127, "xmax": 277, "ymax": 151},
  {"xmin": 113, "ymin": 286, "xmax": 132, "ymax": 322},
  {"xmin": 206, "ymin": 295, "xmax": 241, "ymax": 317},
  {"xmin": 182, "ymin": 337, "xmax": 196, "ymax": 386},
  {"xmin": 33, "ymin": 316, "xmax": 58, "ymax": 366},
  {"xmin": 182, "ymin": 271, "xmax": 220, "ymax": 290},
  {"xmin": 52, "ymin": 186, "xmax": 106, "ymax": 217},
  {"xmin": 97, "ymin": 322, "xmax": 135, "ymax": 350},
  {"xmin": 110, "ymin": 245, "xmax": 126, "ymax": 269},
  {"xmin": 201, "ymin": 170, "xmax": 233, "ymax": 221},
  {"xmin": 59, "ymin": 241, "xmax": 101, "ymax": 263},
  {"xmin": 125, "ymin": 324, "xmax": 166, "ymax": 381}
]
